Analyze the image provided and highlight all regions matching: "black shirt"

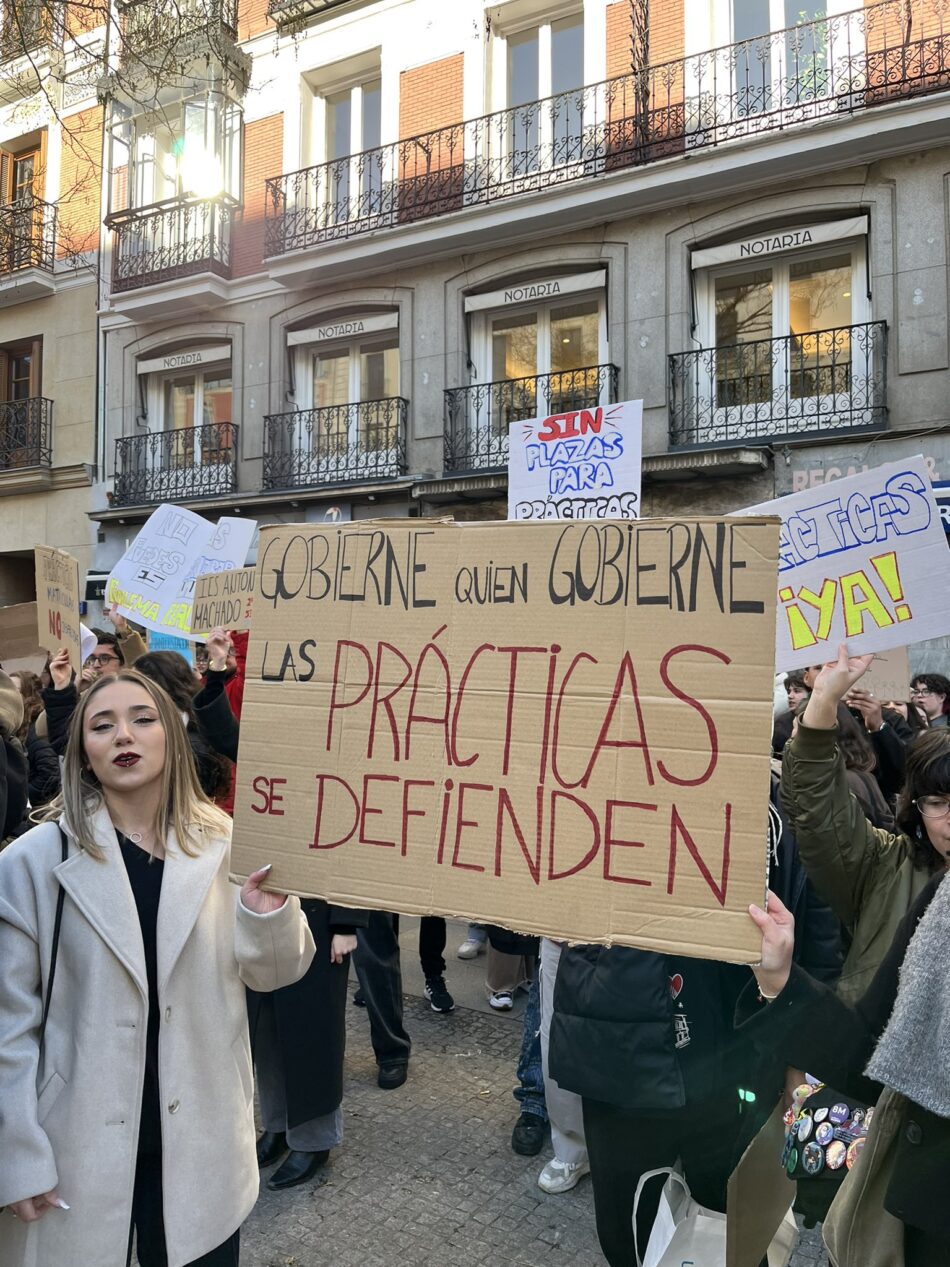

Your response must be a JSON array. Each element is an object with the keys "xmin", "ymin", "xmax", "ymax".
[{"xmin": 119, "ymin": 833, "xmax": 164, "ymax": 1155}]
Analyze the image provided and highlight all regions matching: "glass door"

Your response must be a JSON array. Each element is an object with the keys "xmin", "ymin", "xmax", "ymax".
[{"xmin": 503, "ymin": 15, "xmax": 584, "ymax": 180}]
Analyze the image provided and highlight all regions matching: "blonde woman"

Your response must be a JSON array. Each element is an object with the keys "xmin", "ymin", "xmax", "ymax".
[{"xmin": 0, "ymin": 665, "xmax": 316, "ymax": 1267}]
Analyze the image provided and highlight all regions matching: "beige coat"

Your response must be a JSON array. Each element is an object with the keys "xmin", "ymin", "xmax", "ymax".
[{"xmin": 0, "ymin": 808, "xmax": 315, "ymax": 1267}]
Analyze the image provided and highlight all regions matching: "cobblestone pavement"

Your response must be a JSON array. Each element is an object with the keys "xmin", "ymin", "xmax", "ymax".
[{"xmin": 242, "ymin": 993, "xmax": 829, "ymax": 1267}]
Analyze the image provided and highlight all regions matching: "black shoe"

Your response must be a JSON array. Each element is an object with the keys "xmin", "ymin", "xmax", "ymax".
[
  {"xmin": 511, "ymin": 1112, "xmax": 549, "ymax": 1156},
  {"xmin": 424, "ymin": 974, "xmax": 455, "ymax": 1013},
  {"xmin": 266, "ymin": 1149, "xmax": 329, "ymax": 1191},
  {"xmin": 256, "ymin": 1130, "xmax": 287, "ymax": 1167},
  {"xmin": 353, "ymin": 988, "xmax": 366, "ymax": 1007},
  {"xmin": 377, "ymin": 1062, "xmax": 408, "ymax": 1089}
]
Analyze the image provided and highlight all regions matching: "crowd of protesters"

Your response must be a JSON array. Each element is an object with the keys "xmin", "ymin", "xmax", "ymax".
[{"xmin": 0, "ymin": 616, "xmax": 948, "ymax": 1266}]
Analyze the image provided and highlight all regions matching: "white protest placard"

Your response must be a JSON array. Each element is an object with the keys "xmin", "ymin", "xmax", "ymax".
[
  {"xmin": 508, "ymin": 399, "xmax": 643, "ymax": 521},
  {"xmin": 740, "ymin": 457, "xmax": 950, "ymax": 670},
  {"xmin": 106, "ymin": 506, "xmax": 256, "ymax": 641}
]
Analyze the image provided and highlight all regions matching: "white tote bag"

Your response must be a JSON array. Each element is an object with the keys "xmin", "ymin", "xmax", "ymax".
[{"xmin": 634, "ymin": 1167, "xmax": 727, "ymax": 1267}]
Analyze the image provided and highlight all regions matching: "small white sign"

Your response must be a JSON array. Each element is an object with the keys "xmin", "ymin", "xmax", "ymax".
[{"xmin": 508, "ymin": 398, "xmax": 643, "ymax": 521}]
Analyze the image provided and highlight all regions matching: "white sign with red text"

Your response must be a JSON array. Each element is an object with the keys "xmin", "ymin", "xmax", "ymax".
[{"xmin": 508, "ymin": 399, "xmax": 643, "ymax": 521}]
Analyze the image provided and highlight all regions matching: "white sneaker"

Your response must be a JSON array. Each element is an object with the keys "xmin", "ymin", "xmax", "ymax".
[
  {"xmin": 489, "ymin": 990, "xmax": 513, "ymax": 1010},
  {"xmin": 538, "ymin": 1157, "xmax": 590, "ymax": 1194},
  {"xmin": 457, "ymin": 937, "xmax": 487, "ymax": 960}
]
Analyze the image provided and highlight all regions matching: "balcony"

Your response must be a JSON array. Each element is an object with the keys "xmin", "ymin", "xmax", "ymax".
[
  {"xmin": 444, "ymin": 363, "xmax": 619, "ymax": 474},
  {"xmin": 669, "ymin": 322, "xmax": 887, "ymax": 449},
  {"xmin": 113, "ymin": 422, "xmax": 238, "ymax": 507},
  {"xmin": 265, "ymin": 0, "xmax": 950, "ymax": 265},
  {"xmin": 106, "ymin": 196, "xmax": 232, "ymax": 316},
  {"xmin": 0, "ymin": 197, "xmax": 56, "ymax": 303},
  {"xmin": 119, "ymin": 0, "xmax": 237, "ymax": 47},
  {"xmin": 263, "ymin": 398, "xmax": 408, "ymax": 490},
  {"xmin": 267, "ymin": 0, "xmax": 353, "ymax": 29},
  {"xmin": 0, "ymin": 397, "xmax": 51, "ymax": 471}
]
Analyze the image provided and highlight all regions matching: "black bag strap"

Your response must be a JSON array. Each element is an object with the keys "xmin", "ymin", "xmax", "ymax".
[{"xmin": 39, "ymin": 827, "xmax": 68, "ymax": 1054}]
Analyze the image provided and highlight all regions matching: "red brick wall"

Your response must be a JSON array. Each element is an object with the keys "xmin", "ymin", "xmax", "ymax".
[
  {"xmin": 606, "ymin": 1, "xmax": 685, "ymax": 79},
  {"xmin": 231, "ymin": 113, "xmax": 282, "ymax": 277},
  {"xmin": 399, "ymin": 54, "xmax": 464, "ymax": 138},
  {"xmin": 66, "ymin": 1, "xmax": 103, "ymax": 38},
  {"xmin": 237, "ymin": 0, "xmax": 272, "ymax": 42},
  {"xmin": 57, "ymin": 106, "xmax": 103, "ymax": 258}
]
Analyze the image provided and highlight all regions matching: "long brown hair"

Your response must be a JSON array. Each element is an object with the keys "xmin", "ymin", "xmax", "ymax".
[
  {"xmin": 41, "ymin": 669, "xmax": 230, "ymax": 859},
  {"xmin": 12, "ymin": 669, "xmax": 43, "ymax": 741}
]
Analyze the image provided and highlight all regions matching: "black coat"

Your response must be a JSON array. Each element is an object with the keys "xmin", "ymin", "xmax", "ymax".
[
  {"xmin": 42, "ymin": 682, "xmax": 78, "ymax": 756},
  {"xmin": 246, "ymin": 901, "xmax": 369, "ymax": 1127},
  {"xmin": 549, "ymin": 781, "xmax": 842, "ymax": 1116},
  {"xmin": 25, "ymin": 724, "xmax": 60, "ymax": 807},
  {"xmin": 739, "ymin": 872, "xmax": 948, "ymax": 1243},
  {"xmin": 193, "ymin": 671, "xmax": 240, "ymax": 763},
  {"xmin": 1, "ymin": 734, "xmax": 27, "ymax": 841}
]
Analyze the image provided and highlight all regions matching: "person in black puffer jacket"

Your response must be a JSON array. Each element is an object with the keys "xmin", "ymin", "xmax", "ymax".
[{"xmin": 549, "ymin": 778, "xmax": 842, "ymax": 1267}]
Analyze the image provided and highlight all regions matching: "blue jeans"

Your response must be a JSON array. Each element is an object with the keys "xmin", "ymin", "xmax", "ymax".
[{"xmin": 513, "ymin": 971, "xmax": 547, "ymax": 1120}]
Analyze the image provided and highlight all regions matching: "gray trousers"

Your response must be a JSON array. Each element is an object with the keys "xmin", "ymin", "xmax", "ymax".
[
  {"xmin": 255, "ymin": 993, "xmax": 343, "ymax": 1151},
  {"xmin": 540, "ymin": 937, "xmax": 588, "ymax": 1166}
]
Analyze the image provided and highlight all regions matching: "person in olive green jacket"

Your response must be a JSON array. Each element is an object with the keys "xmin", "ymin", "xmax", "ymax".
[{"xmin": 781, "ymin": 647, "xmax": 949, "ymax": 1005}]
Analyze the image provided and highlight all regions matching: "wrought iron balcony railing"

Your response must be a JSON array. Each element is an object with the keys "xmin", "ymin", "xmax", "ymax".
[
  {"xmin": 444, "ymin": 363, "xmax": 619, "ymax": 474},
  {"xmin": 265, "ymin": 0, "xmax": 949, "ymax": 255},
  {"xmin": 263, "ymin": 397, "xmax": 408, "ymax": 489},
  {"xmin": 0, "ymin": 197, "xmax": 55, "ymax": 274},
  {"xmin": 669, "ymin": 322, "xmax": 887, "ymax": 448},
  {"xmin": 113, "ymin": 422, "xmax": 238, "ymax": 506},
  {"xmin": 119, "ymin": 0, "xmax": 237, "ymax": 48},
  {"xmin": 0, "ymin": 396, "xmax": 51, "ymax": 470},
  {"xmin": 107, "ymin": 196, "xmax": 233, "ymax": 293},
  {"xmin": 0, "ymin": 1, "xmax": 55, "ymax": 60},
  {"xmin": 267, "ymin": 0, "xmax": 354, "ymax": 29}
]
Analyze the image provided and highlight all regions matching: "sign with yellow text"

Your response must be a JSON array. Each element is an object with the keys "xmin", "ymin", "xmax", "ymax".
[
  {"xmin": 35, "ymin": 546, "xmax": 82, "ymax": 671},
  {"xmin": 231, "ymin": 518, "xmax": 780, "ymax": 963},
  {"xmin": 741, "ymin": 458, "xmax": 950, "ymax": 671}
]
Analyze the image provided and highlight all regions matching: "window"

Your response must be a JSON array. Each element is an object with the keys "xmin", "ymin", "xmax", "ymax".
[
  {"xmin": 0, "ymin": 336, "xmax": 42, "ymax": 469},
  {"xmin": 472, "ymin": 288, "xmax": 608, "ymax": 436},
  {"xmin": 691, "ymin": 239, "xmax": 876, "ymax": 438},
  {"xmin": 295, "ymin": 330, "xmax": 400, "ymax": 466},
  {"xmin": 730, "ymin": 1, "xmax": 831, "ymax": 115},
  {"xmin": 0, "ymin": 137, "xmax": 45, "ymax": 269},
  {"xmin": 145, "ymin": 356, "xmax": 234, "ymax": 469},
  {"xmin": 319, "ymin": 76, "xmax": 383, "ymax": 219},
  {"xmin": 113, "ymin": 95, "xmax": 242, "ymax": 211},
  {"xmin": 495, "ymin": 13, "xmax": 584, "ymax": 174}
]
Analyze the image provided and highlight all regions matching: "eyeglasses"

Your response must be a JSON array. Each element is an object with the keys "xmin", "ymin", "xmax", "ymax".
[
  {"xmin": 910, "ymin": 688, "xmax": 938, "ymax": 698},
  {"xmin": 86, "ymin": 654, "xmax": 120, "ymax": 667},
  {"xmin": 914, "ymin": 796, "xmax": 950, "ymax": 819}
]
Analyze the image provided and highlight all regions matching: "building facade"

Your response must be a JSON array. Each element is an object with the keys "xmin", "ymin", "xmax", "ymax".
[
  {"xmin": 6, "ymin": 0, "xmax": 945, "ymax": 621},
  {"xmin": 0, "ymin": 3, "xmax": 103, "ymax": 604}
]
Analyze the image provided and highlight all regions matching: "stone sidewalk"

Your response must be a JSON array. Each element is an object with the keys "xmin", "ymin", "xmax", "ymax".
[{"xmin": 242, "ymin": 992, "xmax": 829, "ymax": 1267}]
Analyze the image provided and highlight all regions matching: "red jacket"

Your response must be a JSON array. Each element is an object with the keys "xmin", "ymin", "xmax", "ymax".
[{"xmin": 224, "ymin": 630, "xmax": 248, "ymax": 721}]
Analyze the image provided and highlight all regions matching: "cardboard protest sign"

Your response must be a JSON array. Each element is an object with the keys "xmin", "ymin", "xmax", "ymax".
[
  {"xmin": 106, "ymin": 505, "xmax": 255, "ymax": 640},
  {"xmin": 741, "ymin": 458, "xmax": 950, "ymax": 671},
  {"xmin": 857, "ymin": 646, "xmax": 911, "ymax": 704},
  {"xmin": 0, "ymin": 602, "xmax": 42, "ymax": 662},
  {"xmin": 508, "ymin": 399, "xmax": 643, "ymax": 521},
  {"xmin": 231, "ymin": 517, "xmax": 779, "ymax": 963},
  {"xmin": 35, "ymin": 546, "xmax": 82, "ymax": 671},
  {"xmin": 190, "ymin": 566, "xmax": 255, "ymax": 637}
]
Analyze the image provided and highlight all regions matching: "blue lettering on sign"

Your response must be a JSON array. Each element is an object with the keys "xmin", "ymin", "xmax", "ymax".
[
  {"xmin": 525, "ymin": 432, "xmax": 626, "ymax": 496},
  {"xmin": 777, "ymin": 469, "xmax": 933, "ymax": 572}
]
